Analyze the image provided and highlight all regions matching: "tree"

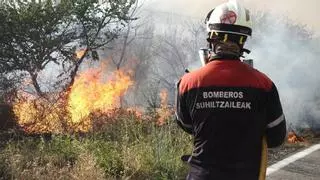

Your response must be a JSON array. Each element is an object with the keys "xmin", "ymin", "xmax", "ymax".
[
  {"xmin": 128, "ymin": 23, "xmax": 155, "ymax": 106},
  {"xmin": 100, "ymin": 4, "xmax": 155, "ymax": 107},
  {"xmin": 0, "ymin": 0, "xmax": 137, "ymax": 97},
  {"xmin": 0, "ymin": 72, "xmax": 19, "ymax": 103},
  {"xmin": 148, "ymin": 16, "xmax": 206, "ymax": 105},
  {"xmin": 183, "ymin": 20, "xmax": 207, "ymax": 65}
]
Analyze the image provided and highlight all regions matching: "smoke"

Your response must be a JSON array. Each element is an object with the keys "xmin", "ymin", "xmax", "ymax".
[
  {"xmin": 248, "ymin": 13, "xmax": 320, "ymax": 131},
  {"xmin": 146, "ymin": 0, "xmax": 320, "ymax": 35},
  {"xmin": 145, "ymin": 0, "xmax": 320, "ymax": 131}
]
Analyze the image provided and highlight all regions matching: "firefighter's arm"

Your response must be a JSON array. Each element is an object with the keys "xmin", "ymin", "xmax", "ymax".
[
  {"xmin": 265, "ymin": 83, "xmax": 287, "ymax": 148},
  {"xmin": 175, "ymin": 80, "xmax": 193, "ymax": 134}
]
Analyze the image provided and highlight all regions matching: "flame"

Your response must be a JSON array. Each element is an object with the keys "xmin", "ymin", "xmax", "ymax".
[
  {"xmin": 287, "ymin": 131, "xmax": 305, "ymax": 144},
  {"xmin": 67, "ymin": 65, "xmax": 133, "ymax": 124},
  {"xmin": 156, "ymin": 89, "xmax": 173, "ymax": 125},
  {"xmin": 76, "ymin": 49, "xmax": 87, "ymax": 59},
  {"xmin": 126, "ymin": 107, "xmax": 144, "ymax": 119},
  {"xmin": 13, "ymin": 93, "xmax": 68, "ymax": 134},
  {"xmin": 13, "ymin": 63, "xmax": 133, "ymax": 133}
]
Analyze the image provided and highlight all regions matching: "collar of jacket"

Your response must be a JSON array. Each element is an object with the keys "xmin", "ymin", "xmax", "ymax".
[{"xmin": 209, "ymin": 54, "xmax": 240, "ymax": 61}]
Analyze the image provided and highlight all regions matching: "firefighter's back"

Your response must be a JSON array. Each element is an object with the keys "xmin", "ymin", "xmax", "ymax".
[{"xmin": 179, "ymin": 59, "xmax": 273, "ymax": 179}]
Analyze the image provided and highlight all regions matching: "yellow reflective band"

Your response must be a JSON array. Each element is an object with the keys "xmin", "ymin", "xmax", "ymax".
[
  {"xmin": 239, "ymin": 36, "xmax": 244, "ymax": 45},
  {"xmin": 210, "ymin": 31, "xmax": 219, "ymax": 39},
  {"xmin": 210, "ymin": 31, "xmax": 215, "ymax": 39},
  {"xmin": 223, "ymin": 34, "xmax": 228, "ymax": 42}
]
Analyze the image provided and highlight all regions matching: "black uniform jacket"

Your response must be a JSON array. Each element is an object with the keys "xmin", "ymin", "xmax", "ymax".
[{"xmin": 176, "ymin": 59, "xmax": 286, "ymax": 180}]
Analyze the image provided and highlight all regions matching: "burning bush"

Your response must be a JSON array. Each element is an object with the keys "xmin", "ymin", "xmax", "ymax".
[
  {"xmin": 12, "ymin": 64, "xmax": 134, "ymax": 134},
  {"xmin": 10, "ymin": 61, "xmax": 179, "ymax": 135},
  {"xmin": 156, "ymin": 89, "xmax": 174, "ymax": 126},
  {"xmin": 13, "ymin": 93, "xmax": 69, "ymax": 134},
  {"xmin": 67, "ymin": 67, "xmax": 133, "ymax": 124}
]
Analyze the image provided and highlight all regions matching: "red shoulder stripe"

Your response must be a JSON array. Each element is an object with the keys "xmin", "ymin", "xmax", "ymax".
[{"xmin": 179, "ymin": 61, "xmax": 273, "ymax": 94}]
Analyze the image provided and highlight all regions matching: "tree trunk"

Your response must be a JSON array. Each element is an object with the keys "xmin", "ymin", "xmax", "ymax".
[
  {"xmin": 30, "ymin": 72, "xmax": 44, "ymax": 97},
  {"xmin": 65, "ymin": 49, "xmax": 89, "ymax": 92}
]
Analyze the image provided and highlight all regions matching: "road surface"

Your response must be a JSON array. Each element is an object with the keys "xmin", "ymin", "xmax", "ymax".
[{"xmin": 267, "ymin": 144, "xmax": 320, "ymax": 180}]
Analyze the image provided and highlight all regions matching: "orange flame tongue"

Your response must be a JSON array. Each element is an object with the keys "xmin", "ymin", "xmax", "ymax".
[
  {"xmin": 12, "ymin": 62, "xmax": 133, "ymax": 133},
  {"xmin": 156, "ymin": 89, "xmax": 173, "ymax": 125},
  {"xmin": 68, "ymin": 67, "xmax": 133, "ymax": 123},
  {"xmin": 13, "ymin": 93, "xmax": 67, "ymax": 134},
  {"xmin": 75, "ymin": 49, "xmax": 87, "ymax": 59},
  {"xmin": 288, "ymin": 131, "xmax": 305, "ymax": 144}
]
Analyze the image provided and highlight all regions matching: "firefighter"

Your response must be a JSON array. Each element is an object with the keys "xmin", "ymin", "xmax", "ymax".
[{"xmin": 175, "ymin": 0, "xmax": 287, "ymax": 180}]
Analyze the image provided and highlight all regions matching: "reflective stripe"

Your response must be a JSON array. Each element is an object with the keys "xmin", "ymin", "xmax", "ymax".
[
  {"xmin": 175, "ymin": 112, "xmax": 193, "ymax": 128},
  {"xmin": 267, "ymin": 114, "xmax": 285, "ymax": 128}
]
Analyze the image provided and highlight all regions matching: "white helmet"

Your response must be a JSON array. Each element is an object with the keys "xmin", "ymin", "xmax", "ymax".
[{"xmin": 205, "ymin": 0, "xmax": 252, "ymax": 37}]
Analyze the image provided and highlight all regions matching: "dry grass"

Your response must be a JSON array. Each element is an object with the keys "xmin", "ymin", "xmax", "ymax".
[
  {"xmin": 70, "ymin": 152, "xmax": 106, "ymax": 180},
  {"xmin": 0, "ymin": 141, "xmax": 105, "ymax": 180},
  {"xmin": 0, "ymin": 111, "xmax": 192, "ymax": 180}
]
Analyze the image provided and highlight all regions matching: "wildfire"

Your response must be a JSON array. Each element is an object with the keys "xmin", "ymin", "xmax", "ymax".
[
  {"xmin": 126, "ymin": 107, "xmax": 144, "ymax": 119},
  {"xmin": 287, "ymin": 131, "xmax": 305, "ymax": 144},
  {"xmin": 156, "ymin": 89, "xmax": 173, "ymax": 125},
  {"xmin": 13, "ymin": 92, "xmax": 68, "ymax": 133},
  {"xmin": 13, "ymin": 63, "xmax": 134, "ymax": 133},
  {"xmin": 75, "ymin": 49, "xmax": 87, "ymax": 59},
  {"xmin": 67, "ymin": 65, "xmax": 133, "ymax": 124}
]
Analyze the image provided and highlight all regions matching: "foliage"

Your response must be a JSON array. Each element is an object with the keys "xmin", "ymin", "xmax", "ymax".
[
  {"xmin": 0, "ymin": 112, "xmax": 192, "ymax": 179},
  {"xmin": 0, "ymin": 0, "xmax": 137, "ymax": 96},
  {"xmin": 0, "ymin": 73, "xmax": 19, "ymax": 103}
]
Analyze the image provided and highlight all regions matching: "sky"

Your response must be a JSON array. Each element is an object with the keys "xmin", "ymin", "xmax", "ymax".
[{"xmin": 145, "ymin": 0, "xmax": 320, "ymax": 35}]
